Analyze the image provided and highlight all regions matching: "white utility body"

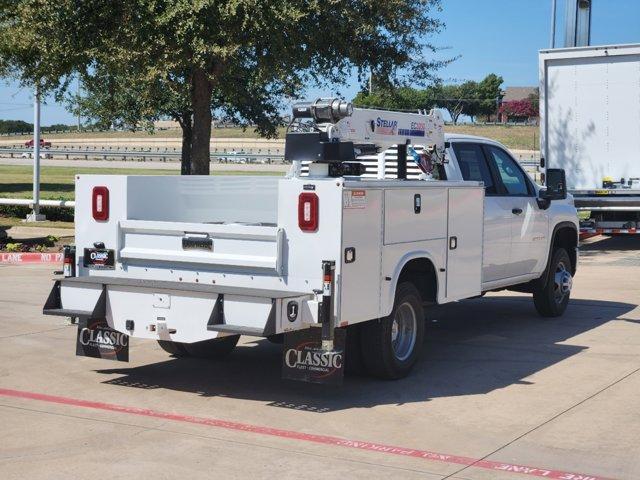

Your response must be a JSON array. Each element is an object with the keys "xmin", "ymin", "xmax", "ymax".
[
  {"xmin": 45, "ymin": 98, "xmax": 579, "ymax": 383},
  {"xmin": 540, "ymin": 43, "xmax": 640, "ymax": 235}
]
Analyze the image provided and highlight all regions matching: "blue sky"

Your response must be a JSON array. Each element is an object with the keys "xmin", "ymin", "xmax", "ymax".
[{"xmin": 2, "ymin": 0, "xmax": 639, "ymax": 125}]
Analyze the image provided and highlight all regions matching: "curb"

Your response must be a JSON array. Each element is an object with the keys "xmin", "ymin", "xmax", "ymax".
[{"xmin": 0, "ymin": 252, "xmax": 63, "ymax": 264}]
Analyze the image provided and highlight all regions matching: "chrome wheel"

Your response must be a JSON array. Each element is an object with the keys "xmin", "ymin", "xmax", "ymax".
[
  {"xmin": 391, "ymin": 302, "xmax": 417, "ymax": 361},
  {"xmin": 554, "ymin": 261, "xmax": 573, "ymax": 304}
]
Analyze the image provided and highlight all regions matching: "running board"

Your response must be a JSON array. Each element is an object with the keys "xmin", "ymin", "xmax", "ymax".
[{"xmin": 205, "ymin": 294, "xmax": 276, "ymax": 337}]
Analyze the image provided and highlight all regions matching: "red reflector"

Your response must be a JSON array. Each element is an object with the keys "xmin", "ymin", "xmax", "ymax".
[
  {"xmin": 92, "ymin": 186, "xmax": 109, "ymax": 221},
  {"xmin": 298, "ymin": 192, "xmax": 319, "ymax": 232}
]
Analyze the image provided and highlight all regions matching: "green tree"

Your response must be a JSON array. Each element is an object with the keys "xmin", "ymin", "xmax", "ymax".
[
  {"xmin": 476, "ymin": 73, "xmax": 503, "ymax": 121},
  {"xmin": 0, "ymin": 119, "xmax": 32, "ymax": 134},
  {"xmin": 0, "ymin": 0, "xmax": 447, "ymax": 174}
]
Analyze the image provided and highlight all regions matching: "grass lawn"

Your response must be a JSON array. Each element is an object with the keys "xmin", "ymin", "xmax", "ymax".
[
  {"xmin": 0, "ymin": 165, "xmax": 281, "ymax": 201},
  {"xmin": 447, "ymin": 124, "xmax": 539, "ymax": 151},
  {"xmin": 0, "ymin": 216, "xmax": 75, "ymax": 229}
]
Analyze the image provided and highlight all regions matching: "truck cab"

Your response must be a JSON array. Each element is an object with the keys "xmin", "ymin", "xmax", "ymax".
[{"xmin": 443, "ymin": 134, "xmax": 578, "ymax": 297}]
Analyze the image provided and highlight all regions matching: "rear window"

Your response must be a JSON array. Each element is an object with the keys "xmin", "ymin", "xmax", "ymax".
[{"xmin": 452, "ymin": 143, "xmax": 496, "ymax": 195}]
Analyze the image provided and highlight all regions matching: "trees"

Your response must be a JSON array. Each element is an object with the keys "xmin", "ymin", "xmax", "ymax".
[
  {"xmin": 351, "ymin": 74, "xmax": 503, "ymax": 124},
  {"xmin": 476, "ymin": 73, "xmax": 503, "ymax": 120},
  {"xmin": 0, "ymin": 120, "xmax": 32, "ymax": 134},
  {"xmin": 0, "ymin": 0, "xmax": 447, "ymax": 174}
]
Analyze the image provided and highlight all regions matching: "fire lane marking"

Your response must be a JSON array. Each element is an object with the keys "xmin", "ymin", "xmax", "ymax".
[
  {"xmin": 0, "ymin": 252, "xmax": 63, "ymax": 264},
  {"xmin": 0, "ymin": 388, "xmax": 612, "ymax": 480}
]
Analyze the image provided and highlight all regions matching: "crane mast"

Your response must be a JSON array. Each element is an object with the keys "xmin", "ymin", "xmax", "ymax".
[{"xmin": 284, "ymin": 98, "xmax": 445, "ymax": 179}]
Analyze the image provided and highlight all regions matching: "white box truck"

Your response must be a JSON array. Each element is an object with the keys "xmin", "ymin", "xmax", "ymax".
[
  {"xmin": 44, "ymin": 99, "xmax": 578, "ymax": 384},
  {"xmin": 540, "ymin": 43, "xmax": 640, "ymax": 235}
]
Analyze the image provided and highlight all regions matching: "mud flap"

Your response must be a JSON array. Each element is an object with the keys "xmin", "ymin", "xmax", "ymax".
[
  {"xmin": 282, "ymin": 328, "xmax": 345, "ymax": 385},
  {"xmin": 76, "ymin": 317, "xmax": 129, "ymax": 362}
]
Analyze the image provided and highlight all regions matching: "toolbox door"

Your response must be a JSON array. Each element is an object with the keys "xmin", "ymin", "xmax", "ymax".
[
  {"xmin": 445, "ymin": 187, "xmax": 483, "ymax": 301},
  {"xmin": 340, "ymin": 189, "xmax": 383, "ymax": 324}
]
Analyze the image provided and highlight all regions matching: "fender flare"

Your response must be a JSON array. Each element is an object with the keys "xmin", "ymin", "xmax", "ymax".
[
  {"xmin": 540, "ymin": 221, "xmax": 578, "ymax": 284},
  {"xmin": 383, "ymin": 250, "xmax": 440, "ymax": 317}
]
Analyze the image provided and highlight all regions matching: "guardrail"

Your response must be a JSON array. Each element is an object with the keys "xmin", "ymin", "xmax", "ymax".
[
  {"xmin": 0, "ymin": 147, "xmax": 285, "ymax": 164},
  {"xmin": 0, "ymin": 146, "xmax": 540, "ymax": 168},
  {"xmin": 0, "ymin": 198, "xmax": 75, "ymax": 208}
]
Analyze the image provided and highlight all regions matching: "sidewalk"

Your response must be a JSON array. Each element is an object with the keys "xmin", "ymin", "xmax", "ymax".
[{"xmin": 2, "ymin": 225, "xmax": 74, "ymax": 240}]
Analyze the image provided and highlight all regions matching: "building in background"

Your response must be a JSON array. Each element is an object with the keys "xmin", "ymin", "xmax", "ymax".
[{"xmin": 499, "ymin": 86, "xmax": 539, "ymax": 124}]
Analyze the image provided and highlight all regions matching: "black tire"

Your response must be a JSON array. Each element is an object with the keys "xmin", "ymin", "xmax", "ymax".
[
  {"xmin": 157, "ymin": 340, "xmax": 189, "ymax": 357},
  {"xmin": 183, "ymin": 335, "xmax": 240, "ymax": 359},
  {"xmin": 360, "ymin": 282, "xmax": 425, "ymax": 379},
  {"xmin": 344, "ymin": 324, "xmax": 365, "ymax": 375},
  {"xmin": 533, "ymin": 247, "xmax": 573, "ymax": 317}
]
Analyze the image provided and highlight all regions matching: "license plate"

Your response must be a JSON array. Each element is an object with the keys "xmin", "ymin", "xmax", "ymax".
[{"xmin": 83, "ymin": 248, "xmax": 115, "ymax": 269}]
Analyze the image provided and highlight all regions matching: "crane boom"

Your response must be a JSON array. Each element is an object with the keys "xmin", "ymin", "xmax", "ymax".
[
  {"xmin": 284, "ymin": 98, "xmax": 445, "ymax": 179},
  {"xmin": 327, "ymin": 106, "xmax": 445, "ymax": 153}
]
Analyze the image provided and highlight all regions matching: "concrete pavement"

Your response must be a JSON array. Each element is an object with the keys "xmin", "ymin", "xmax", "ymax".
[{"xmin": 1, "ymin": 236, "xmax": 639, "ymax": 479}]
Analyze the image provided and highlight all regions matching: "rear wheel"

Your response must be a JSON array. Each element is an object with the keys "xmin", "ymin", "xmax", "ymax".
[
  {"xmin": 157, "ymin": 340, "xmax": 189, "ymax": 357},
  {"xmin": 533, "ymin": 248, "xmax": 573, "ymax": 317},
  {"xmin": 360, "ymin": 282, "xmax": 424, "ymax": 379},
  {"xmin": 183, "ymin": 335, "xmax": 240, "ymax": 359}
]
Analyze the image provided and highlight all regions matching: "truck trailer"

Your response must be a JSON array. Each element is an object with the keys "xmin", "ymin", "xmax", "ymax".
[{"xmin": 539, "ymin": 43, "xmax": 640, "ymax": 236}]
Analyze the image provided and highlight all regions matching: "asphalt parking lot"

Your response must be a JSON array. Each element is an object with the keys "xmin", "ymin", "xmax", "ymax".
[{"xmin": 1, "ymin": 235, "xmax": 639, "ymax": 480}]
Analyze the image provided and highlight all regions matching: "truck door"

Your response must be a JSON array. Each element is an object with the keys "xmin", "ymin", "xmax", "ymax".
[
  {"xmin": 451, "ymin": 142, "xmax": 511, "ymax": 282},
  {"xmin": 482, "ymin": 145, "xmax": 548, "ymax": 278}
]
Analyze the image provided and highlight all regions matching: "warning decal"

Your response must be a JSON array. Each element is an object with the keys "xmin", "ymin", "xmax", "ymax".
[{"xmin": 343, "ymin": 190, "xmax": 367, "ymax": 209}]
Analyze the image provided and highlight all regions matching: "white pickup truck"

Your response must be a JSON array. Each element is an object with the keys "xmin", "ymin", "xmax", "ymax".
[{"xmin": 44, "ymin": 99, "xmax": 578, "ymax": 384}]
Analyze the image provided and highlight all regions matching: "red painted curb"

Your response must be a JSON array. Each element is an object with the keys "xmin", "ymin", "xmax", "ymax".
[
  {"xmin": 0, "ymin": 388, "xmax": 612, "ymax": 480},
  {"xmin": 0, "ymin": 252, "xmax": 63, "ymax": 264}
]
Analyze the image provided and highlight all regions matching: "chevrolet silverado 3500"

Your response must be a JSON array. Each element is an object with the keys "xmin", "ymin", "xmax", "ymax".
[{"xmin": 44, "ymin": 99, "xmax": 578, "ymax": 384}]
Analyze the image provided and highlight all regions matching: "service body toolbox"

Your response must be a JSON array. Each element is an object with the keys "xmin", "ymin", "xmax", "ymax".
[{"xmin": 44, "ymin": 99, "xmax": 484, "ymax": 384}]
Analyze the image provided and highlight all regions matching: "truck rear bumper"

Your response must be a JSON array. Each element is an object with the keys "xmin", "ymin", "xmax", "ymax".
[{"xmin": 44, "ymin": 276, "xmax": 317, "ymax": 342}]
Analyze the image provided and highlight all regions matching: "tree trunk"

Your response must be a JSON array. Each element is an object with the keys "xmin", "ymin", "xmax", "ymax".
[
  {"xmin": 190, "ymin": 67, "xmax": 213, "ymax": 175},
  {"xmin": 176, "ymin": 112, "xmax": 193, "ymax": 175}
]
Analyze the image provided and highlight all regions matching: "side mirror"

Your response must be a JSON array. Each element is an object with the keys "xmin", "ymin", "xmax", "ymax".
[{"xmin": 539, "ymin": 168, "xmax": 567, "ymax": 201}]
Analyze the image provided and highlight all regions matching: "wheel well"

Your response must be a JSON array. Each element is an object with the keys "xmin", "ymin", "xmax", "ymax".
[
  {"xmin": 397, "ymin": 258, "xmax": 437, "ymax": 304},
  {"xmin": 553, "ymin": 226, "xmax": 578, "ymax": 274}
]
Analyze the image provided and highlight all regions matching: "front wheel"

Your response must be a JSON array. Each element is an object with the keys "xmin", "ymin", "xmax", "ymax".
[
  {"xmin": 360, "ymin": 282, "xmax": 425, "ymax": 379},
  {"xmin": 533, "ymin": 248, "xmax": 573, "ymax": 317}
]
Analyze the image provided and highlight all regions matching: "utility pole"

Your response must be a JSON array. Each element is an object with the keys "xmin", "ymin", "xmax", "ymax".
[
  {"xmin": 368, "ymin": 67, "xmax": 372, "ymax": 95},
  {"xmin": 77, "ymin": 77, "xmax": 81, "ymax": 131},
  {"xmin": 550, "ymin": 0, "xmax": 557, "ymax": 48},
  {"xmin": 26, "ymin": 84, "xmax": 45, "ymax": 222},
  {"xmin": 564, "ymin": 0, "xmax": 592, "ymax": 47}
]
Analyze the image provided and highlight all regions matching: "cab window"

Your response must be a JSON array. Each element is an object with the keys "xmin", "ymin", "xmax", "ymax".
[
  {"xmin": 484, "ymin": 145, "xmax": 531, "ymax": 196},
  {"xmin": 452, "ymin": 143, "xmax": 496, "ymax": 195}
]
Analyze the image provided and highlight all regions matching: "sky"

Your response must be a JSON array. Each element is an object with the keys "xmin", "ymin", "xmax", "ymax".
[{"xmin": 1, "ymin": 0, "xmax": 639, "ymax": 125}]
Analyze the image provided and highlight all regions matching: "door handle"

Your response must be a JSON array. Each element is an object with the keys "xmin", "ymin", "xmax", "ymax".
[{"xmin": 512, "ymin": 208, "xmax": 523, "ymax": 215}]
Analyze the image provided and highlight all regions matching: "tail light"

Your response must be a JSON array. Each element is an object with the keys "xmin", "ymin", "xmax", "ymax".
[
  {"xmin": 63, "ymin": 245, "xmax": 76, "ymax": 277},
  {"xmin": 92, "ymin": 186, "xmax": 109, "ymax": 221},
  {"xmin": 298, "ymin": 192, "xmax": 319, "ymax": 232}
]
